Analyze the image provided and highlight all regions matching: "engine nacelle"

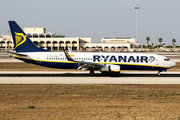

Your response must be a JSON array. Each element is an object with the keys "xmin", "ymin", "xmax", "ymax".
[{"xmin": 101, "ymin": 65, "xmax": 121, "ymax": 74}]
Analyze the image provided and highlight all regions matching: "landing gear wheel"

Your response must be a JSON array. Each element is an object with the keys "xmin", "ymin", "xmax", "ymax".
[
  {"xmin": 158, "ymin": 71, "xmax": 161, "ymax": 76},
  {"xmin": 90, "ymin": 70, "xmax": 95, "ymax": 76}
]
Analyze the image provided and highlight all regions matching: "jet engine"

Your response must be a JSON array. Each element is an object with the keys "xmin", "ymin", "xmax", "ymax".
[{"xmin": 101, "ymin": 64, "xmax": 121, "ymax": 74}]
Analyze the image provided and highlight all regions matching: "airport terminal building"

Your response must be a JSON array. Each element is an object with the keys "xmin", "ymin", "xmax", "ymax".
[{"xmin": 0, "ymin": 27, "xmax": 136, "ymax": 52}]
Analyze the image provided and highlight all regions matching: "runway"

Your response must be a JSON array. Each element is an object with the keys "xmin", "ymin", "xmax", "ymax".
[{"xmin": 0, "ymin": 71, "xmax": 180, "ymax": 84}]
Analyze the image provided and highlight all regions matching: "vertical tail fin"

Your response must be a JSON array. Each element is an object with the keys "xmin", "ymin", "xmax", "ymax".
[{"xmin": 8, "ymin": 21, "xmax": 49, "ymax": 52}]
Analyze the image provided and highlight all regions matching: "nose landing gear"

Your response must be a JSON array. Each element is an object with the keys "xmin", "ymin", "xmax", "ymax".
[{"xmin": 157, "ymin": 69, "xmax": 167, "ymax": 76}]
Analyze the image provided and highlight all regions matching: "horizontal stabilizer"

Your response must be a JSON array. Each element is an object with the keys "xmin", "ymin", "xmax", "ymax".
[{"xmin": 7, "ymin": 50, "xmax": 28, "ymax": 57}]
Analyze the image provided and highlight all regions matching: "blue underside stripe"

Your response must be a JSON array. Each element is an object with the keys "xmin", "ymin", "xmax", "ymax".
[{"xmin": 15, "ymin": 57, "xmax": 168, "ymax": 70}]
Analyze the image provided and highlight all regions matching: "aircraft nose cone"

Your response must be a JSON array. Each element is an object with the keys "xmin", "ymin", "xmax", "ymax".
[{"xmin": 171, "ymin": 61, "xmax": 177, "ymax": 68}]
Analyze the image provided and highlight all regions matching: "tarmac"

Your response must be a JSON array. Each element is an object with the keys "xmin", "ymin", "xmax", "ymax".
[{"xmin": 0, "ymin": 71, "xmax": 180, "ymax": 84}]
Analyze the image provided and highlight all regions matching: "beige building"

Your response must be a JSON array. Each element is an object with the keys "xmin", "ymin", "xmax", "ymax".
[
  {"xmin": 0, "ymin": 27, "xmax": 136, "ymax": 52},
  {"xmin": 84, "ymin": 37, "xmax": 136, "ymax": 51},
  {"xmin": 0, "ymin": 27, "xmax": 91, "ymax": 51}
]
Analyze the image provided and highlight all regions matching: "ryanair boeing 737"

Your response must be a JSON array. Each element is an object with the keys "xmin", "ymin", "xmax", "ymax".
[{"xmin": 8, "ymin": 21, "xmax": 177, "ymax": 75}]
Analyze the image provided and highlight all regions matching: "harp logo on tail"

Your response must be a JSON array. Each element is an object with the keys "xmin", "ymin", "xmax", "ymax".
[{"xmin": 14, "ymin": 32, "xmax": 26, "ymax": 48}]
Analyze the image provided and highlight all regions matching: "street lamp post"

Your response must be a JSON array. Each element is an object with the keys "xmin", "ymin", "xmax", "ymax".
[{"xmin": 134, "ymin": 7, "xmax": 139, "ymax": 47}]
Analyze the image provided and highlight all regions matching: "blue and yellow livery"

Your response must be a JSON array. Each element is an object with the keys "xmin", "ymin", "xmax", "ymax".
[{"xmin": 8, "ymin": 21, "xmax": 177, "ymax": 75}]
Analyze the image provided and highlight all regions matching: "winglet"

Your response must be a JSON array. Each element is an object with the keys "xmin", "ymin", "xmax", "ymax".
[
  {"xmin": 63, "ymin": 49, "xmax": 74, "ymax": 61},
  {"xmin": 68, "ymin": 47, "xmax": 72, "ymax": 52}
]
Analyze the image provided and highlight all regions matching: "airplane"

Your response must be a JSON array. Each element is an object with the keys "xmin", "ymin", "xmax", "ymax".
[
  {"xmin": 160, "ymin": 47, "xmax": 170, "ymax": 52},
  {"xmin": 8, "ymin": 21, "xmax": 177, "ymax": 75}
]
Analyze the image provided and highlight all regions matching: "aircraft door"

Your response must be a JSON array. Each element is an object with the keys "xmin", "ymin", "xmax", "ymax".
[{"xmin": 156, "ymin": 58, "xmax": 159, "ymax": 65}]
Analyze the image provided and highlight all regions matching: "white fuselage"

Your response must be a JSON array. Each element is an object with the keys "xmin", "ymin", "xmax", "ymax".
[{"xmin": 15, "ymin": 52, "xmax": 177, "ymax": 70}]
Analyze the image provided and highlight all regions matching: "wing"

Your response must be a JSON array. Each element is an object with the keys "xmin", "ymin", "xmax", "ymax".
[
  {"xmin": 63, "ymin": 49, "xmax": 104, "ymax": 70},
  {"xmin": 77, "ymin": 61, "xmax": 104, "ymax": 70}
]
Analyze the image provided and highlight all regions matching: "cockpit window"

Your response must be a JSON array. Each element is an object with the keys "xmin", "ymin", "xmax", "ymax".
[{"xmin": 164, "ymin": 58, "xmax": 170, "ymax": 61}]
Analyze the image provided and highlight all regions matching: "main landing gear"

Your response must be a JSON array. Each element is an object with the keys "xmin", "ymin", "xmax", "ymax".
[
  {"xmin": 157, "ymin": 71, "xmax": 161, "ymax": 76},
  {"xmin": 90, "ymin": 70, "xmax": 95, "ymax": 76}
]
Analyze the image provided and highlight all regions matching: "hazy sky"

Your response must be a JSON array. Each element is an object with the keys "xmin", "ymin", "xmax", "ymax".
[{"xmin": 0, "ymin": 0, "xmax": 180, "ymax": 45}]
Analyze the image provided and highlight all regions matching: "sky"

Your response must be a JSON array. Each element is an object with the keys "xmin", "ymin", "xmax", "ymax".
[{"xmin": 0, "ymin": 0, "xmax": 180, "ymax": 45}]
